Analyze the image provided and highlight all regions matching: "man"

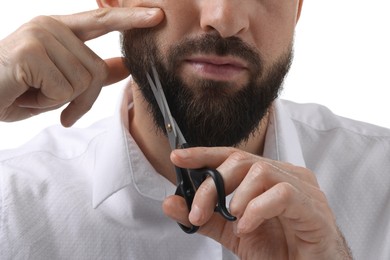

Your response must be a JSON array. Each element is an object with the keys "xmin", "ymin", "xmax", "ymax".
[{"xmin": 0, "ymin": 1, "xmax": 388, "ymax": 259}]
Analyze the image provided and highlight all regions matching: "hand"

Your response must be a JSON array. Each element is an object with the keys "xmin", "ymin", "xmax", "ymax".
[
  {"xmin": 163, "ymin": 147, "xmax": 352, "ymax": 259},
  {"xmin": 0, "ymin": 7, "xmax": 164, "ymax": 126}
]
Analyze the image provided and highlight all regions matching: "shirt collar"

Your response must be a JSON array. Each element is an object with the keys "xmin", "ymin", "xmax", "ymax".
[
  {"xmin": 264, "ymin": 99, "xmax": 306, "ymax": 167},
  {"xmin": 92, "ymin": 85, "xmax": 134, "ymax": 208},
  {"xmin": 92, "ymin": 84, "xmax": 175, "ymax": 208}
]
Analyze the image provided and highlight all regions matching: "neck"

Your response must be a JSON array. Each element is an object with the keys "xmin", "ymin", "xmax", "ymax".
[{"xmin": 128, "ymin": 80, "xmax": 269, "ymax": 184}]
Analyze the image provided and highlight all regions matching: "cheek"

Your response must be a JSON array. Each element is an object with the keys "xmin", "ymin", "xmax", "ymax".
[
  {"xmin": 121, "ymin": 0, "xmax": 198, "ymax": 52},
  {"xmin": 153, "ymin": 3, "xmax": 201, "ymax": 53},
  {"xmin": 254, "ymin": 21, "xmax": 295, "ymax": 62},
  {"xmin": 249, "ymin": 4, "xmax": 297, "ymax": 63}
]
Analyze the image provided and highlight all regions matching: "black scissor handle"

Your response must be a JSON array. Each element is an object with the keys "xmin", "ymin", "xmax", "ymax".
[
  {"xmin": 175, "ymin": 167, "xmax": 199, "ymax": 233},
  {"xmin": 175, "ymin": 167, "xmax": 236, "ymax": 234}
]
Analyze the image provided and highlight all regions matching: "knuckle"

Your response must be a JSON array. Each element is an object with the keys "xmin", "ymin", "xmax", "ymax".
[
  {"xmin": 274, "ymin": 182, "xmax": 295, "ymax": 203},
  {"xmin": 72, "ymin": 67, "xmax": 92, "ymax": 92},
  {"xmin": 246, "ymin": 200, "xmax": 258, "ymax": 212},
  {"xmin": 16, "ymin": 44, "xmax": 44, "ymax": 66},
  {"xmin": 9, "ymin": 17, "xmax": 55, "ymax": 55},
  {"xmin": 91, "ymin": 8, "xmax": 111, "ymax": 25},
  {"xmin": 14, "ymin": 28, "xmax": 46, "ymax": 53},
  {"xmin": 79, "ymin": 72, "xmax": 93, "ymax": 90},
  {"xmin": 29, "ymin": 15, "xmax": 54, "ymax": 25},
  {"xmin": 229, "ymin": 150, "xmax": 248, "ymax": 162},
  {"xmin": 248, "ymin": 161, "xmax": 272, "ymax": 181},
  {"xmin": 316, "ymin": 189, "xmax": 328, "ymax": 204},
  {"xmin": 197, "ymin": 178, "xmax": 216, "ymax": 196},
  {"xmin": 224, "ymin": 151, "xmax": 248, "ymax": 168},
  {"xmin": 93, "ymin": 58, "xmax": 109, "ymax": 81},
  {"xmin": 9, "ymin": 31, "xmax": 49, "ymax": 65},
  {"xmin": 299, "ymin": 167, "xmax": 319, "ymax": 185},
  {"xmin": 47, "ymin": 70, "xmax": 73, "ymax": 101}
]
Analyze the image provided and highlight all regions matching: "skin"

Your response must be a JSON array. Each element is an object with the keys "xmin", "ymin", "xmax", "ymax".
[{"xmin": 0, "ymin": 0, "xmax": 352, "ymax": 259}]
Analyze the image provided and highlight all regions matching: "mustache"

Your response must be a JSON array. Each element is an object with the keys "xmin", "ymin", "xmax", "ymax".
[
  {"xmin": 122, "ymin": 29, "xmax": 263, "ymax": 76},
  {"xmin": 166, "ymin": 32, "xmax": 263, "ymax": 74}
]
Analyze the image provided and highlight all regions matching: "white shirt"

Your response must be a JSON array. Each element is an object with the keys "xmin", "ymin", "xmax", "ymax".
[{"xmin": 1, "ymin": 85, "xmax": 390, "ymax": 260}]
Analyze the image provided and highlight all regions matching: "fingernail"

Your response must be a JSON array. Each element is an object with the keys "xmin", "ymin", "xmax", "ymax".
[
  {"xmin": 146, "ymin": 8, "xmax": 160, "ymax": 16},
  {"xmin": 189, "ymin": 205, "xmax": 202, "ymax": 224},
  {"xmin": 173, "ymin": 149, "xmax": 189, "ymax": 159}
]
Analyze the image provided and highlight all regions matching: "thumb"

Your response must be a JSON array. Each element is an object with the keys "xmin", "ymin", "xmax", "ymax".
[{"xmin": 103, "ymin": 57, "xmax": 130, "ymax": 86}]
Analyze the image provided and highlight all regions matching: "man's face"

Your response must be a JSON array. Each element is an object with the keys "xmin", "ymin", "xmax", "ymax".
[{"xmin": 119, "ymin": 0, "xmax": 301, "ymax": 147}]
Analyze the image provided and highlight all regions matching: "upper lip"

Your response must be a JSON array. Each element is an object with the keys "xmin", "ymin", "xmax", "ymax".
[{"xmin": 184, "ymin": 55, "xmax": 249, "ymax": 69}]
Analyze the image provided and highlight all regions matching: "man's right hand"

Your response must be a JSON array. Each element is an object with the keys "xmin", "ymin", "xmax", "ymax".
[{"xmin": 0, "ymin": 7, "xmax": 164, "ymax": 126}]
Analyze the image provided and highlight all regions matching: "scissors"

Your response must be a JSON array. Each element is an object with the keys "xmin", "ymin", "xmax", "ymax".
[{"xmin": 146, "ymin": 66, "xmax": 236, "ymax": 234}]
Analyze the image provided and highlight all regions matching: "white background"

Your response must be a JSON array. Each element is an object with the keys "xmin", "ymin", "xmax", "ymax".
[{"xmin": 1, "ymin": 1, "xmax": 389, "ymax": 149}]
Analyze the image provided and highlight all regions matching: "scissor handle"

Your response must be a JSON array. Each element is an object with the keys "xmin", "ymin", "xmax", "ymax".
[
  {"xmin": 175, "ymin": 167, "xmax": 199, "ymax": 233},
  {"xmin": 175, "ymin": 167, "xmax": 236, "ymax": 234}
]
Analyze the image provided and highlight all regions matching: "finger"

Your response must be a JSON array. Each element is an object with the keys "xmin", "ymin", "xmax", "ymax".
[
  {"xmin": 188, "ymin": 177, "xmax": 218, "ymax": 226},
  {"xmin": 31, "ymin": 32, "xmax": 92, "ymax": 107},
  {"xmin": 172, "ymin": 146, "xmax": 275, "ymax": 170},
  {"xmin": 0, "ymin": 105, "xmax": 45, "ymax": 122},
  {"xmin": 236, "ymin": 182, "xmax": 317, "ymax": 235},
  {"xmin": 59, "ymin": 57, "xmax": 129, "ymax": 126},
  {"xmin": 53, "ymin": 7, "xmax": 164, "ymax": 42},
  {"xmin": 57, "ymin": 57, "xmax": 129, "ymax": 126},
  {"xmin": 236, "ymin": 183, "xmax": 338, "ymax": 252},
  {"xmin": 23, "ymin": 18, "xmax": 107, "ymax": 126},
  {"xmin": 59, "ymin": 74, "xmax": 105, "ymax": 127},
  {"xmin": 15, "ymin": 54, "xmax": 73, "ymax": 108},
  {"xmin": 229, "ymin": 160, "xmax": 294, "ymax": 218},
  {"xmin": 171, "ymin": 146, "xmax": 238, "ymax": 169},
  {"xmin": 60, "ymin": 95, "xmax": 97, "ymax": 127},
  {"xmin": 163, "ymin": 195, "xmax": 232, "ymax": 243},
  {"xmin": 237, "ymin": 183, "xmax": 298, "ymax": 234},
  {"xmin": 29, "ymin": 16, "xmax": 110, "ymax": 90},
  {"xmin": 162, "ymin": 195, "xmax": 192, "ymax": 228},
  {"xmin": 189, "ymin": 152, "xmax": 254, "ymax": 225},
  {"xmin": 103, "ymin": 57, "xmax": 130, "ymax": 86},
  {"xmin": 230, "ymin": 160, "xmax": 325, "ymax": 219},
  {"xmin": 172, "ymin": 146, "xmax": 315, "ymax": 187}
]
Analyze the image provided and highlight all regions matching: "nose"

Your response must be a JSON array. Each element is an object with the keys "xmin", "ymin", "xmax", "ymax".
[{"xmin": 199, "ymin": 0, "xmax": 250, "ymax": 38}]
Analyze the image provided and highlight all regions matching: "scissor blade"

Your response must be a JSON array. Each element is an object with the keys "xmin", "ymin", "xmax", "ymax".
[
  {"xmin": 146, "ymin": 66, "xmax": 180, "ymax": 151},
  {"xmin": 172, "ymin": 118, "xmax": 188, "ymax": 148},
  {"xmin": 151, "ymin": 66, "xmax": 189, "ymax": 148},
  {"xmin": 151, "ymin": 67, "xmax": 173, "ymax": 122},
  {"xmin": 146, "ymin": 72, "xmax": 166, "ymax": 116}
]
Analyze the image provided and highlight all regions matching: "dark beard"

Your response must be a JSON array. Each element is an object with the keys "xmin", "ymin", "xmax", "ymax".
[{"xmin": 122, "ymin": 29, "xmax": 293, "ymax": 147}]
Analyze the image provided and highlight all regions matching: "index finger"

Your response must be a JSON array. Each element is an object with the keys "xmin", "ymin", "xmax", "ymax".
[
  {"xmin": 52, "ymin": 7, "xmax": 164, "ymax": 41},
  {"xmin": 171, "ymin": 147, "xmax": 238, "ymax": 169}
]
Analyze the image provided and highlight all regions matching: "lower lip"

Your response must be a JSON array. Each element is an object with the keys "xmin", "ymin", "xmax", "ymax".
[{"xmin": 183, "ymin": 60, "xmax": 247, "ymax": 81}]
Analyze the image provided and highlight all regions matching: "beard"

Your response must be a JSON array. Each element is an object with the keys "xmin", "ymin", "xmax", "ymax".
[{"xmin": 122, "ymin": 29, "xmax": 293, "ymax": 147}]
